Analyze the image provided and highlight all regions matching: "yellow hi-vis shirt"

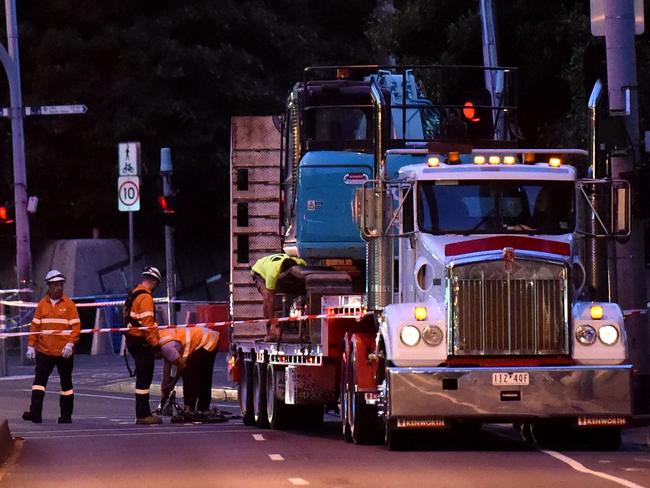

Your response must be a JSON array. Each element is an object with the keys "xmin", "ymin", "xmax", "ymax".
[{"xmin": 251, "ymin": 254, "xmax": 306, "ymax": 291}]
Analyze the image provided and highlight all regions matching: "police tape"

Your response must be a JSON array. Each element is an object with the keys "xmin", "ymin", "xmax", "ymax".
[
  {"xmin": 623, "ymin": 308, "xmax": 648, "ymax": 318},
  {"xmin": 0, "ymin": 297, "xmax": 170, "ymax": 309},
  {"xmin": 0, "ymin": 311, "xmax": 370, "ymax": 339}
]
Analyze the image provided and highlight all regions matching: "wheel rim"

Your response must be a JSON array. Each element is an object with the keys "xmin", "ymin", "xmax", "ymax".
[
  {"xmin": 239, "ymin": 363, "xmax": 249, "ymax": 416},
  {"xmin": 253, "ymin": 364, "xmax": 261, "ymax": 421}
]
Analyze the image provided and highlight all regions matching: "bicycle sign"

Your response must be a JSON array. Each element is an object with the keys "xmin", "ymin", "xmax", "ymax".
[{"xmin": 118, "ymin": 176, "xmax": 140, "ymax": 212}]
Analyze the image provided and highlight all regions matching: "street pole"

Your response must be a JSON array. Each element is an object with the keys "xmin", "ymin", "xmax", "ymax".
[
  {"xmin": 129, "ymin": 212, "xmax": 134, "ymax": 289},
  {"xmin": 602, "ymin": 0, "xmax": 648, "ymax": 406},
  {"xmin": 160, "ymin": 148, "xmax": 176, "ymax": 326}
]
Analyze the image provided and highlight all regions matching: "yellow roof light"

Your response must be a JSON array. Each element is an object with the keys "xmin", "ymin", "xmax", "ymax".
[
  {"xmin": 524, "ymin": 152, "xmax": 535, "ymax": 164},
  {"xmin": 590, "ymin": 305, "xmax": 604, "ymax": 320},
  {"xmin": 427, "ymin": 156, "xmax": 440, "ymax": 167},
  {"xmin": 448, "ymin": 152, "xmax": 460, "ymax": 163},
  {"xmin": 414, "ymin": 306, "xmax": 427, "ymax": 321},
  {"xmin": 473, "ymin": 155, "xmax": 486, "ymax": 165},
  {"xmin": 488, "ymin": 156, "xmax": 501, "ymax": 165},
  {"xmin": 503, "ymin": 156, "xmax": 516, "ymax": 165},
  {"xmin": 549, "ymin": 157, "xmax": 562, "ymax": 168}
]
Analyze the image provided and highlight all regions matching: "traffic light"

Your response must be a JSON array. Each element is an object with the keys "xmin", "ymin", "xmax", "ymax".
[
  {"xmin": 157, "ymin": 195, "xmax": 176, "ymax": 215},
  {"xmin": 0, "ymin": 202, "xmax": 15, "ymax": 224}
]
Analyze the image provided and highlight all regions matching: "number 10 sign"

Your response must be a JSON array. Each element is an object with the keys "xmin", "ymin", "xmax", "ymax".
[{"xmin": 118, "ymin": 176, "xmax": 140, "ymax": 212}]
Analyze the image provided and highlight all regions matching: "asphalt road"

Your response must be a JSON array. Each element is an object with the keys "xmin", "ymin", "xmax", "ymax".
[{"xmin": 1, "ymin": 355, "xmax": 650, "ymax": 488}]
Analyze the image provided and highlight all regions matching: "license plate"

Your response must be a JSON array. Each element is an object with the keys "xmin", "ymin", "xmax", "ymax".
[{"xmin": 492, "ymin": 372, "xmax": 529, "ymax": 386}]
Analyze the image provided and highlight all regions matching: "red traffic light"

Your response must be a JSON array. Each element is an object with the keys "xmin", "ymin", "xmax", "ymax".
[{"xmin": 157, "ymin": 195, "xmax": 176, "ymax": 215}]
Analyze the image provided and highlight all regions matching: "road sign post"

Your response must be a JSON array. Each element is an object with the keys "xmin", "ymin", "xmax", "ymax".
[{"xmin": 118, "ymin": 142, "xmax": 141, "ymax": 289}]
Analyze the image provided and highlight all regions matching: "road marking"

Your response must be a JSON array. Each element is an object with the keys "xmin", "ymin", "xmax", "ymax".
[
  {"xmin": 599, "ymin": 460, "xmax": 614, "ymax": 463},
  {"xmin": 14, "ymin": 425, "xmax": 255, "ymax": 435},
  {"xmin": 269, "ymin": 454, "xmax": 284, "ymax": 461},
  {"xmin": 17, "ymin": 428, "xmax": 266, "ymax": 440},
  {"xmin": 0, "ymin": 375, "xmax": 33, "ymax": 381},
  {"xmin": 288, "ymin": 478, "xmax": 309, "ymax": 486},
  {"xmin": 253, "ymin": 434, "xmax": 265, "ymax": 441},
  {"xmin": 22, "ymin": 389, "xmax": 133, "ymax": 401},
  {"xmin": 542, "ymin": 450, "xmax": 647, "ymax": 488},
  {"xmin": 623, "ymin": 468, "xmax": 647, "ymax": 472}
]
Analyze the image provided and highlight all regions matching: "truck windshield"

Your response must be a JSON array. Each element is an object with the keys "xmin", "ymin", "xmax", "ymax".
[{"xmin": 418, "ymin": 180, "xmax": 575, "ymax": 235}]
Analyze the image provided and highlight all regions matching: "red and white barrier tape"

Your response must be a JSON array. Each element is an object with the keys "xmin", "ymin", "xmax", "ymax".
[
  {"xmin": 0, "ymin": 312, "xmax": 370, "ymax": 339},
  {"xmin": 623, "ymin": 308, "xmax": 648, "ymax": 318},
  {"xmin": 0, "ymin": 297, "xmax": 170, "ymax": 309}
]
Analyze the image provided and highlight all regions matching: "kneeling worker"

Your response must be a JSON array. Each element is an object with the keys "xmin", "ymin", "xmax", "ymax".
[
  {"xmin": 23, "ymin": 270, "xmax": 81, "ymax": 423},
  {"xmin": 159, "ymin": 327, "xmax": 219, "ymax": 412},
  {"xmin": 251, "ymin": 253, "xmax": 306, "ymax": 340}
]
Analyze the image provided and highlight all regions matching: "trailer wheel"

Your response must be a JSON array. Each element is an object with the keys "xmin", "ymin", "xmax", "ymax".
[
  {"xmin": 253, "ymin": 361, "xmax": 269, "ymax": 427},
  {"xmin": 348, "ymin": 344, "xmax": 379, "ymax": 444},
  {"xmin": 340, "ymin": 349, "xmax": 352, "ymax": 442},
  {"xmin": 266, "ymin": 364, "xmax": 289, "ymax": 430},
  {"xmin": 239, "ymin": 360, "xmax": 255, "ymax": 426}
]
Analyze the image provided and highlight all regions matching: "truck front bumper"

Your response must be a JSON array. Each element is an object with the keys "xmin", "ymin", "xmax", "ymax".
[{"xmin": 386, "ymin": 365, "xmax": 632, "ymax": 420}]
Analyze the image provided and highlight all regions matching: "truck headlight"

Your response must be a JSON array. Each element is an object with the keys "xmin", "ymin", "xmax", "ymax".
[
  {"xmin": 422, "ymin": 325, "xmax": 443, "ymax": 346},
  {"xmin": 400, "ymin": 325, "xmax": 420, "ymax": 347},
  {"xmin": 575, "ymin": 325, "xmax": 597, "ymax": 345},
  {"xmin": 598, "ymin": 325, "xmax": 619, "ymax": 345}
]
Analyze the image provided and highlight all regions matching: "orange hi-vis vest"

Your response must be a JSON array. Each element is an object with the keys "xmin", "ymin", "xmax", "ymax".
[
  {"xmin": 28, "ymin": 295, "xmax": 81, "ymax": 356},
  {"xmin": 124, "ymin": 284, "xmax": 159, "ymax": 347},
  {"xmin": 158, "ymin": 327, "xmax": 219, "ymax": 358}
]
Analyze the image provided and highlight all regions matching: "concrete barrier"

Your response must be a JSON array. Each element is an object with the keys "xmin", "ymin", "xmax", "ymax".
[{"xmin": 0, "ymin": 418, "xmax": 13, "ymax": 464}]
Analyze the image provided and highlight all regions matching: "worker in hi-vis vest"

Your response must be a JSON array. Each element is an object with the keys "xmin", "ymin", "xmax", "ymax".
[{"xmin": 23, "ymin": 270, "xmax": 81, "ymax": 424}]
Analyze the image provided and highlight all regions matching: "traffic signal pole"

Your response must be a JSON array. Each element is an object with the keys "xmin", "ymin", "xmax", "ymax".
[{"xmin": 160, "ymin": 148, "xmax": 176, "ymax": 326}]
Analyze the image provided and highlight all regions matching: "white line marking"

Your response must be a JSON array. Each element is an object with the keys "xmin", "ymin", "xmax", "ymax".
[
  {"xmin": 598, "ymin": 460, "xmax": 614, "ymax": 464},
  {"xmin": 22, "ymin": 389, "xmax": 134, "ymax": 401},
  {"xmin": 253, "ymin": 434, "xmax": 265, "ymax": 441},
  {"xmin": 542, "ymin": 450, "xmax": 648, "ymax": 488},
  {"xmin": 18, "ymin": 428, "xmax": 265, "ymax": 440},
  {"xmin": 269, "ymin": 454, "xmax": 284, "ymax": 461},
  {"xmin": 14, "ymin": 425, "xmax": 250, "ymax": 435},
  {"xmin": 0, "ymin": 375, "xmax": 33, "ymax": 381},
  {"xmin": 623, "ymin": 468, "xmax": 647, "ymax": 473},
  {"xmin": 288, "ymin": 478, "xmax": 309, "ymax": 486}
]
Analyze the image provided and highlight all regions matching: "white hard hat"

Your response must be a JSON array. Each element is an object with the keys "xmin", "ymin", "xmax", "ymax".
[
  {"xmin": 142, "ymin": 266, "xmax": 162, "ymax": 282},
  {"xmin": 45, "ymin": 270, "xmax": 66, "ymax": 283}
]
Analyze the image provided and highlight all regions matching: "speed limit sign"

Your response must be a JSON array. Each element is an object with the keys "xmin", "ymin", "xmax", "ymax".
[{"xmin": 118, "ymin": 176, "xmax": 140, "ymax": 212}]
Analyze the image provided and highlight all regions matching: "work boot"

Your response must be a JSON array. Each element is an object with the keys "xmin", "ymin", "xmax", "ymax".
[
  {"xmin": 60, "ymin": 394, "xmax": 74, "ymax": 421},
  {"xmin": 135, "ymin": 415, "xmax": 163, "ymax": 425},
  {"xmin": 57, "ymin": 416, "xmax": 72, "ymax": 424},
  {"xmin": 23, "ymin": 389, "xmax": 45, "ymax": 423},
  {"xmin": 22, "ymin": 411, "xmax": 42, "ymax": 423}
]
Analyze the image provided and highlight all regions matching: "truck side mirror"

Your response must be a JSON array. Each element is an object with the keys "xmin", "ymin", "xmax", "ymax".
[{"xmin": 354, "ymin": 183, "xmax": 392, "ymax": 239}]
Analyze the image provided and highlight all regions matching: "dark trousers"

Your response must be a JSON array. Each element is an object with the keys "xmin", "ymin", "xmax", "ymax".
[
  {"xmin": 29, "ymin": 352, "xmax": 74, "ymax": 420},
  {"xmin": 183, "ymin": 348, "xmax": 217, "ymax": 411},
  {"xmin": 126, "ymin": 339, "xmax": 156, "ymax": 418}
]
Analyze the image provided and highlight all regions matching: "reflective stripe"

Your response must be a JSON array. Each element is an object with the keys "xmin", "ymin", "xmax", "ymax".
[
  {"xmin": 41, "ymin": 318, "xmax": 71, "ymax": 325},
  {"xmin": 203, "ymin": 331, "xmax": 218, "ymax": 351},
  {"xmin": 32, "ymin": 318, "xmax": 42, "ymax": 324},
  {"xmin": 32, "ymin": 385, "xmax": 46, "ymax": 391},
  {"xmin": 60, "ymin": 389, "xmax": 74, "ymax": 396},
  {"xmin": 69, "ymin": 318, "xmax": 80, "ymax": 325},
  {"xmin": 135, "ymin": 388, "xmax": 149, "ymax": 395},
  {"xmin": 130, "ymin": 311, "xmax": 154, "ymax": 319},
  {"xmin": 183, "ymin": 329, "xmax": 191, "ymax": 358},
  {"xmin": 159, "ymin": 335, "xmax": 173, "ymax": 346}
]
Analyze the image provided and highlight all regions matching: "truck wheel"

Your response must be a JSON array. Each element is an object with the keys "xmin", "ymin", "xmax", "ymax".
[
  {"xmin": 384, "ymin": 420, "xmax": 407, "ymax": 451},
  {"xmin": 587, "ymin": 428, "xmax": 622, "ymax": 450},
  {"xmin": 340, "ymin": 350, "xmax": 352, "ymax": 442},
  {"xmin": 253, "ymin": 361, "xmax": 269, "ymax": 427},
  {"xmin": 239, "ymin": 360, "xmax": 255, "ymax": 426},
  {"xmin": 348, "ymin": 345, "xmax": 379, "ymax": 444},
  {"xmin": 266, "ymin": 364, "xmax": 288, "ymax": 430}
]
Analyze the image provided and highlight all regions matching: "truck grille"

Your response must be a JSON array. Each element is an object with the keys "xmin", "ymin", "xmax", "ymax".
[{"xmin": 450, "ymin": 258, "xmax": 568, "ymax": 355}]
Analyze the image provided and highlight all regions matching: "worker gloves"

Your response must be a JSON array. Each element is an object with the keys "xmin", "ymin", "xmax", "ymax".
[
  {"xmin": 62, "ymin": 343, "xmax": 74, "ymax": 359},
  {"xmin": 25, "ymin": 346, "xmax": 35, "ymax": 360}
]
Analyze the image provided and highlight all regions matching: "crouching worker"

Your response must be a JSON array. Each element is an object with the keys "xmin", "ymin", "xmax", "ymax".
[
  {"xmin": 23, "ymin": 270, "xmax": 81, "ymax": 424},
  {"xmin": 159, "ymin": 327, "xmax": 219, "ymax": 412},
  {"xmin": 251, "ymin": 253, "xmax": 307, "ymax": 341}
]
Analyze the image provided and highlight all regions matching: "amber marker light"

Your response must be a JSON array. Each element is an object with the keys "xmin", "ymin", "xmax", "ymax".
[
  {"xmin": 524, "ymin": 152, "xmax": 535, "ymax": 164},
  {"xmin": 590, "ymin": 305, "xmax": 604, "ymax": 320},
  {"xmin": 503, "ymin": 156, "xmax": 516, "ymax": 165},
  {"xmin": 427, "ymin": 156, "xmax": 440, "ymax": 167},
  {"xmin": 448, "ymin": 152, "xmax": 460, "ymax": 163},
  {"xmin": 473, "ymin": 155, "xmax": 486, "ymax": 165},
  {"xmin": 549, "ymin": 157, "xmax": 562, "ymax": 168},
  {"xmin": 414, "ymin": 306, "xmax": 428, "ymax": 321}
]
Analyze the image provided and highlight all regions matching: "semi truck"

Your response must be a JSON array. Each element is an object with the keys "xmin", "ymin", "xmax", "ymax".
[{"xmin": 229, "ymin": 65, "xmax": 632, "ymax": 449}]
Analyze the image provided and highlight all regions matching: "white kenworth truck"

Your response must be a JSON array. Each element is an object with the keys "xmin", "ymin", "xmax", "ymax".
[{"xmin": 358, "ymin": 147, "xmax": 632, "ymax": 450}]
